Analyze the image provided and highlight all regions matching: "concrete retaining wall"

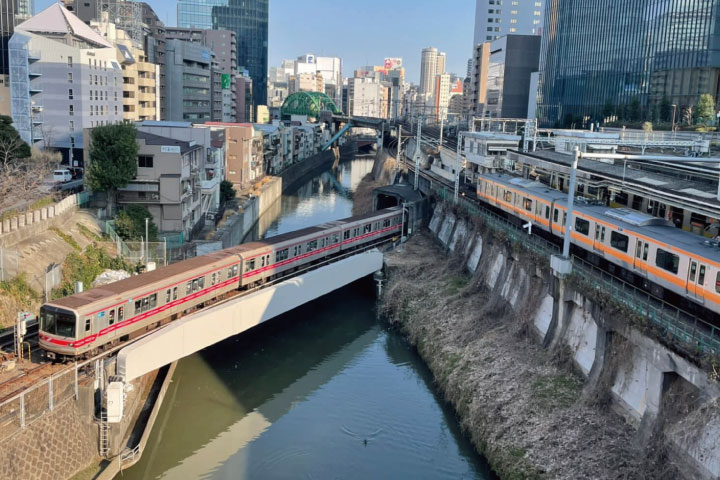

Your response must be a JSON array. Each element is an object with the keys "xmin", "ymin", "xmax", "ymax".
[
  {"xmin": 0, "ymin": 194, "xmax": 80, "ymax": 247},
  {"xmin": 428, "ymin": 201, "xmax": 720, "ymax": 479}
]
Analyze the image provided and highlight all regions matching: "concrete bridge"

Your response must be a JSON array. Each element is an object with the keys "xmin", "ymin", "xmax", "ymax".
[{"xmin": 117, "ymin": 249, "xmax": 384, "ymax": 383}]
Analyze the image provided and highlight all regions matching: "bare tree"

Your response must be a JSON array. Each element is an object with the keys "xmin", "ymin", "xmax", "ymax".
[
  {"xmin": 0, "ymin": 134, "xmax": 27, "ymax": 167},
  {"xmin": 683, "ymin": 105, "xmax": 695, "ymax": 126},
  {"xmin": 0, "ymin": 148, "xmax": 59, "ymax": 210}
]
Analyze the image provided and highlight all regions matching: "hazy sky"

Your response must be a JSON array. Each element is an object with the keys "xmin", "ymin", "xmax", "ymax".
[{"xmin": 35, "ymin": 0, "xmax": 475, "ymax": 83}]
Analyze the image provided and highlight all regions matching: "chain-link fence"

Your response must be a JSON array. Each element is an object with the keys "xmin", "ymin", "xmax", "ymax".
[{"xmin": 0, "ymin": 246, "xmax": 20, "ymax": 283}]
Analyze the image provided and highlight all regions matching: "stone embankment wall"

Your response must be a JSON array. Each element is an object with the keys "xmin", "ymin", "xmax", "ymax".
[{"xmin": 382, "ymin": 201, "xmax": 720, "ymax": 479}]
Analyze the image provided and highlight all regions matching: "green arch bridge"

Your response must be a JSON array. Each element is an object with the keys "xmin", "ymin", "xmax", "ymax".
[{"xmin": 281, "ymin": 92, "xmax": 342, "ymax": 118}]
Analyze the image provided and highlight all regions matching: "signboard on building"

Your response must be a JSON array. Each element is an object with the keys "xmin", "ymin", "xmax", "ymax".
[
  {"xmin": 384, "ymin": 58, "xmax": 402, "ymax": 70},
  {"xmin": 221, "ymin": 73, "xmax": 231, "ymax": 90},
  {"xmin": 161, "ymin": 146, "xmax": 181, "ymax": 153}
]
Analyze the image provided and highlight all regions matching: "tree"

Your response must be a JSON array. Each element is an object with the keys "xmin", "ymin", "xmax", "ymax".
[
  {"xmin": 115, "ymin": 205, "xmax": 158, "ymax": 242},
  {"xmin": 85, "ymin": 123, "xmax": 139, "ymax": 215},
  {"xmin": 659, "ymin": 97, "xmax": 672, "ymax": 123},
  {"xmin": 0, "ymin": 115, "xmax": 30, "ymax": 166},
  {"xmin": 0, "ymin": 148, "xmax": 59, "ymax": 210},
  {"xmin": 695, "ymin": 94, "xmax": 715, "ymax": 125},
  {"xmin": 628, "ymin": 97, "xmax": 641, "ymax": 122},
  {"xmin": 220, "ymin": 180, "xmax": 236, "ymax": 203},
  {"xmin": 601, "ymin": 100, "xmax": 615, "ymax": 121}
]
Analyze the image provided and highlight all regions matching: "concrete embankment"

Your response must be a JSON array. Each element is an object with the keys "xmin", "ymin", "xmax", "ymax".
[{"xmin": 380, "ymin": 201, "xmax": 720, "ymax": 479}]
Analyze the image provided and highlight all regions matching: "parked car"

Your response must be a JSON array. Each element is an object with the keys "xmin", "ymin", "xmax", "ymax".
[{"xmin": 53, "ymin": 169, "xmax": 73, "ymax": 183}]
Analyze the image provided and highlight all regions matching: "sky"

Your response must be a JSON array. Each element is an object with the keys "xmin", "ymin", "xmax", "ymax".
[{"xmin": 35, "ymin": 0, "xmax": 476, "ymax": 83}]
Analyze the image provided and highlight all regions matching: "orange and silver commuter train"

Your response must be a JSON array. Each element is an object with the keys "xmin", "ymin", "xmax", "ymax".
[
  {"xmin": 477, "ymin": 173, "xmax": 720, "ymax": 315},
  {"xmin": 39, "ymin": 207, "xmax": 404, "ymax": 359}
]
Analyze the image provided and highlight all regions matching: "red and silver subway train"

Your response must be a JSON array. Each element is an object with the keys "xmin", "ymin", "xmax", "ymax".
[
  {"xmin": 477, "ymin": 173, "xmax": 720, "ymax": 316},
  {"xmin": 39, "ymin": 207, "xmax": 404, "ymax": 359}
]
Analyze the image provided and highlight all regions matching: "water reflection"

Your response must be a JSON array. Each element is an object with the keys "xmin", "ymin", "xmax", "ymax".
[{"xmin": 122, "ymin": 157, "xmax": 492, "ymax": 480}]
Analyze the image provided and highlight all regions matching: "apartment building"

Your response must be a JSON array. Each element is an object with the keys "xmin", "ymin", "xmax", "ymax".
[{"xmin": 115, "ymin": 130, "xmax": 204, "ymax": 238}]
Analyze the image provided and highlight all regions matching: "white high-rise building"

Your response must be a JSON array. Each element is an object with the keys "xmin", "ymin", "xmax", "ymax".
[
  {"xmin": 348, "ymin": 77, "xmax": 381, "ymax": 117},
  {"xmin": 419, "ymin": 47, "xmax": 438, "ymax": 97},
  {"xmin": 436, "ymin": 52, "xmax": 446, "ymax": 76},
  {"xmin": 293, "ymin": 53, "xmax": 342, "ymax": 106},
  {"xmin": 9, "ymin": 4, "xmax": 123, "ymax": 156},
  {"xmin": 473, "ymin": 0, "xmax": 545, "ymax": 45}
]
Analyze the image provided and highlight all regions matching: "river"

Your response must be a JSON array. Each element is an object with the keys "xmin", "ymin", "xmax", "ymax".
[{"xmin": 122, "ymin": 155, "xmax": 494, "ymax": 480}]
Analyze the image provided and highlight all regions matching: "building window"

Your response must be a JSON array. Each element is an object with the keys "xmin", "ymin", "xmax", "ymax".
[
  {"xmin": 68, "ymin": 72, "xmax": 73, "ymax": 83},
  {"xmin": 68, "ymin": 88, "xmax": 73, "ymax": 100},
  {"xmin": 69, "ymin": 105, "xmax": 74, "ymax": 116},
  {"xmin": 67, "ymin": 56, "xmax": 72, "ymax": 67},
  {"xmin": 69, "ymin": 121, "xmax": 74, "ymax": 131},
  {"xmin": 138, "ymin": 155, "xmax": 153, "ymax": 168}
]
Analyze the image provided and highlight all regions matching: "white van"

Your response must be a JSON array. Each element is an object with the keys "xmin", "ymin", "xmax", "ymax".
[{"xmin": 53, "ymin": 169, "xmax": 72, "ymax": 183}]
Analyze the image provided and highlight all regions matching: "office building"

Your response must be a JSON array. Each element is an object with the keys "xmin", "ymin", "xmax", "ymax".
[
  {"xmin": 473, "ymin": 0, "xmax": 545, "ymax": 44},
  {"xmin": 348, "ymin": 77, "xmax": 382, "ymax": 117},
  {"xmin": 10, "ymin": 4, "xmax": 123, "ymax": 164},
  {"xmin": 434, "ymin": 73, "xmax": 450, "ymax": 121},
  {"xmin": 419, "ymin": 47, "xmax": 438, "ymax": 96},
  {"xmin": 288, "ymin": 72, "xmax": 324, "ymax": 95},
  {"xmin": 165, "ymin": 27, "xmax": 237, "ymax": 122},
  {"xmin": 0, "ymin": 0, "xmax": 33, "ymax": 114},
  {"xmin": 177, "ymin": 0, "xmax": 268, "ymax": 106},
  {"xmin": 236, "ymin": 71, "xmax": 252, "ymax": 122},
  {"xmin": 537, "ymin": 0, "xmax": 720, "ymax": 126},
  {"xmin": 164, "ymin": 38, "xmax": 213, "ymax": 122},
  {"xmin": 474, "ymin": 35, "xmax": 540, "ymax": 119}
]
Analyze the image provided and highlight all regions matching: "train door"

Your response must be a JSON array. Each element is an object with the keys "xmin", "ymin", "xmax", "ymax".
[
  {"xmin": 593, "ymin": 224, "xmax": 606, "ymax": 253},
  {"xmin": 686, "ymin": 260, "xmax": 707, "ymax": 304},
  {"xmin": 634, "ymin": 239, "xmax": 648, "ymax": 275}
]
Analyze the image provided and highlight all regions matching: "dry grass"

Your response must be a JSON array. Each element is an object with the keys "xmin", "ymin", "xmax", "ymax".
[{"xmin": 380, "ymin": 232, "xmax": 653, "ymax": 479}]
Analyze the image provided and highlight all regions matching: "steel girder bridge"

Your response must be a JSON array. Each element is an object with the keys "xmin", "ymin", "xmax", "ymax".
[{"xmin": 281, "ymin": 92, "xmax": 341, "ymax": 118}]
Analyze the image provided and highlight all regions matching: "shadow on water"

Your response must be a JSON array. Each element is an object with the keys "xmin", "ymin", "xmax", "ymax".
[{"xmin": 122, "ymin": 157, "xmax": 494, "ymax": 480}]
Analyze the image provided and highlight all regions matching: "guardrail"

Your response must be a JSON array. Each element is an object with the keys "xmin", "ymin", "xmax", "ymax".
[{"xmin": 422, "ymin": 165, "xmax": 720, "ymax": 358}]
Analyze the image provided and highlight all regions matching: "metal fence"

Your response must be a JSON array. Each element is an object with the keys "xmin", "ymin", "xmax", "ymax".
[
  {"xmin": 0, "ymin": 362, "xmax": 85, "ymax": 442},
  {"xmin": 432, "ymin": 184, "xmax": 720, "ymax": 358}
]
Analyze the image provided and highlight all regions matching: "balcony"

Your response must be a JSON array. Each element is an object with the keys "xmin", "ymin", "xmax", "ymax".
[
  {"xmin": 200, "ymin": 173, "xmax": 220, "ymax": 191},
  {"xmin": 29, "ymin": 86, "xmax": 42, "ymax": 95}
]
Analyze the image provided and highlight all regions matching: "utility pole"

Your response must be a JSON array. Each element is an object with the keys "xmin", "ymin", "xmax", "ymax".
[
  {"xmin": 145, "ymin": 218, "xmax": 149, "ymax": 265},
  {"xmin": 454, "ymin": 133, "xmax": 462, "ymax": 203},
  {"xmin": 397, "ymin": 125, "xmax": 402, "ymax": 161},
  {"xmin": 414, "ymin": 117, "xmax": 422, "ymax": 191},
  {"xmin": 439, "ymin": 110, "xmax": 444, "ymax": 149}
]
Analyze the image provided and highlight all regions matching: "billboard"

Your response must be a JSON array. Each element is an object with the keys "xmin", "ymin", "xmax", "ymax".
[
  {"xmin": 384, "ymin": 57, "xmax": 402, "ymax": 70},
  {"xmin": 221, "ymin": 73, "xmax": 231, "ymax": 90}
]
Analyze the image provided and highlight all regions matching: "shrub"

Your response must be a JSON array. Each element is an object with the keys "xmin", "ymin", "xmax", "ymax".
[{"xmin": 115, "ymin": 205, "xmax": 158, "ymax": 242}]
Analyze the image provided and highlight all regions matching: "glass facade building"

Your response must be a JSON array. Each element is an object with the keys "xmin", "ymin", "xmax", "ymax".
[
  {"xmin": 537, "ymin": 0, "xmax": 720, "ymax": 126},
  {"xmin": 177, "ymin": 0, "xmax": 268, "ymax": 106}
]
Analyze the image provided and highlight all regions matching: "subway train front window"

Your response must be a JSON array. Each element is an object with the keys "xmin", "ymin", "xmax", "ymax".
[{"xmin": 40, "ymin": 306, "xmax": 76, "ymax": 338}]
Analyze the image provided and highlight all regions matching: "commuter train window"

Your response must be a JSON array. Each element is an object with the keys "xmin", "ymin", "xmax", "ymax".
[
  {"xmin": 636, "ymin": 241, "xmax": 643, "ymax": 259},
  {"xmin": 504, "ymin": 191, "xmax": 512, "ymax": 202},
  {"xmin": 553, "ymin": 209, "xmax": 559, "ymax": 222},
  {"xmin": 643, "ymin": 244, "xmax": 648, "ymax": 261},
  {"xmin": 261, "ymin": 256, "xmax": 266, "ymax": 267},
  {"xmin": 375, "ymin": 222, "xmax": 380, "ymax": 231},
  {"xmin": 186, "ymin": 281, "xmax": 192, "ymax": 295},
  {"xmin": 563, "ymin": 212, "xmax": 567, "ymax": 226},
  {"xmin": 118, "ymin": 306, "xmax": 124, "ymax": 322},
  {"xmin": 142, "ymin": 297, "xmax": 149, "ymax": 312},
  {"xmin": 212, "ymin": 273, "xmax": 216, "ymax": 285},
  {"xmin": 610, "ymin": 232, "xmax": 629, "ymax": 252},
  {"xmin": 276, "ymin": 248, "xmax": 289, "ymax": 261},
  {"xmin": 332, "ymin": 234, "xmax": 340, "ymax": 244},
  {"xmin": 307, "ymin": 240, "xmax": 318, "ymax": 252},
  {"xmin": 656, "ymin": 248, "xmax": 679, "ymax": 275},
  {"xmin": 716, "ymin": 272, "xmax": 720, "ymax": 293},
  {"xmin": 233, "ymin": 265, "xmax": 239, "ymax": 276},
  {"xmin": 523, "ymin": 198, "xmax": 532, "ymax": 212},
  {"xmin": 109, "ymin": 310, "xmax": 115, "ymax": 325},
  {"xmin": 135, "ymin": 299, "xmax": 142, "ymax": 313},
  {"xmin": 698, "ymin": 265, "xmax": 706, "ymax": 285},
  {"xmin": 344, "ymin": 230, "xmax": 350, "ymax": 240},
  {"xmin": 149, "ymin": 293, "xmax": 157, "ymax": 309},
  {"xmin": 85, "ymin": 319, "xmax": 91, "ymax": 332},
  {"xmin": 383, "ymin": 219, "xmax": 391, "ymax": 228},
  {"xmin": 689, "ymin": 262, "xmax": 697, "ymax": 282},
  {"xmin": 245, "ymin": 259, "xmax": 256, "ymax": 272},
  {"xmin": 192, "ymin": 279, "xmax": 199, "ymax": 292},
  {"xmin": 198, "ymin": 277, "xmax": 205, "ymax": 289},
  {"xmin": 166, "ymin": 289, "xmax": 171, "ymax": 303},
  {"xmin": 575, "ymin": 218, "xmax": 590, "ymax": 236},
  {"xmin": 545, "ymin": 206, "xmax": 550, "ymax": 219},
  {"xmin": 173, "ymin": 287, "xmax": 178, "ymax": 300},
  {"xmin": 364, "ymin": 224, "xmax": 371, "ymax": 234}
]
